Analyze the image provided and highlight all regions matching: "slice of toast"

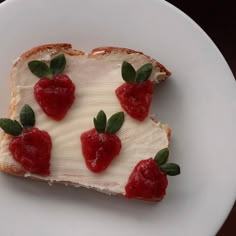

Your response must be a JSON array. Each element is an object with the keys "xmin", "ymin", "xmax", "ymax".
[{"xmin": 0, "ymin": 43, "xmax": 171, "ymax": 198}]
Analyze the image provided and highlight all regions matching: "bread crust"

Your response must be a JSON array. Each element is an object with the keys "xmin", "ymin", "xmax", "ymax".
[
  {"xmin": 90, "ymin": 46, "xmax": 171, "ymax": 77},
  {"xmin": 12, "ymin": 43, "xmax": 84, "ymax": 68},
  {"xmin": 0, "ymin": 43, "xmax": 172, "ymax": 199}
]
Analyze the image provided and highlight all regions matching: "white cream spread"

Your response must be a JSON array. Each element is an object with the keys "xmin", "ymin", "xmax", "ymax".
[{"xmin": 0, "ymin": 50, "xmax": 169, "ymax": 194}]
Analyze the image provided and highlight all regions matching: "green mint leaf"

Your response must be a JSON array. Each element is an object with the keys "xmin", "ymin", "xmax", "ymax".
[
  {"xmin": 154, "ymin": 148, "xmax": 169, "ymax": 166},
  {"xmin": 106, "ymin": 112, "xmax": 125, "ymax": 134},
  {"xmin": 50, "ymin": 54, "xmax": 66, "ymax": 75},
  {"xmin": 20, "ymin": 104, "xmax": 35, "ymax": 128},
  {"xmin": 121, "ymin": 61, "xmax": 136, "ymax": 83},
  {"xmin": 93, "ymin": 110, "xmax": 107, "ymax": 133},
  {"xmin": 0, "ymin": 118, "xmax": 22, "ymax": 136},
  {"xmin": 135, "ymin": 63, "xmax": 153, "ymax": 83},
  {"xmin": 28, "ymin": 60, "xmax": 53, "ymax": 78},
  {"xmin": 160, "ymin": 163, "xmax": 181, "ymax": 176}
]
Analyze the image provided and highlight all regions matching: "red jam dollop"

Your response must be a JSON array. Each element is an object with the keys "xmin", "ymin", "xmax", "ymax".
[
  {"xmin": 34, "ymin": 74, "xmax": 75, "ymax": 121},
  {"xmin": 80, "ymin": 128, "xmax": 121, "ymax": 173},
  {"xmin": 125, "ymin": 158, "xmax": 168, "ymax": 200},
  {"xmin": 9, "ymin": 127, "xmax": 52, "ymax": 175},
  {"xmin": 115, "ymin": 80, "xmax": 154, "ymax": 121}
]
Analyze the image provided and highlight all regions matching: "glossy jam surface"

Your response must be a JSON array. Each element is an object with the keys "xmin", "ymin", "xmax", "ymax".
[
  {"xmin": 125, "ymin": 158, "xmax": 168, "ymax": 200},
  {"xmin": 9, "ymin": 128, "xmax": 52, "ymax": 175},
  {"xmin": 115, "ymin": 80, "xmax": 154, "ymax": 121},
  {"xmin": 34, "ymin": 74, "xmax": 75, "ymax": 121},
  {"xmin": 80, "ymin": 128, "xmax": 121, "ymax": 173}
]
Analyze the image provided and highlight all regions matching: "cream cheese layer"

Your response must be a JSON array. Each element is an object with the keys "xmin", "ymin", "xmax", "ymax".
[{"xmin": 0, "ymin": 51, "xmax": 169, "ymax": 194}]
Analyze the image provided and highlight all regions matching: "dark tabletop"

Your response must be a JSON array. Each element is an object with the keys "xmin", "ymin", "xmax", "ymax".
[{"xmin": 0, "ymin": 0, "xmax": 235, "ymax": 235}]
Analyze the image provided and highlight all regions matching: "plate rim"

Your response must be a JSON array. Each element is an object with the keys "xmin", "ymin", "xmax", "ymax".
[{"xmin": 0, "ymin": 0, "xmax": 235, "ymax": 235}]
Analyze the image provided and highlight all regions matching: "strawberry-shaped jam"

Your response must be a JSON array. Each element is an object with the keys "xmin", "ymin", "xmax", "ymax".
[
  {"xmin": 116, "ymin": 61, "xmax": 154, "ymax": 121},
  {"xmin": 34, "ymin": 74, "xmax": 75, "ymax": 120},
  {"xmin": 80, "ymin": 110, "xmax": 124, "ymax": 173},
  {"xmin": 0, "ymin": 105, "xmax": 52, "ymax": 176},
  {"xmin": 125, "ymin": 148, "xmax": 180, "ymax": 201},
  {"xmin": 28, "ymin": 54, "xmax": 75, "ymax": 121},
  {"xmin": 81, "ymin": 128, "xmax": 121, "ymax": 173},
  {"xmin": 9, "ymin": 128, "xmax": 51, "ymax": 175},
  {"xmin": 116, "ymin": 80, "xmax": 154, "ymax": 121},
  {"xmin": 125, "ymin": 158, "xmax": 168, "ymax": 200}
]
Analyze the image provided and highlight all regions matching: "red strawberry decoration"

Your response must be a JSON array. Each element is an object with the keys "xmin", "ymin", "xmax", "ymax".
[
  {"xmin": 116, "ymin": 61, "xmax": 154, "ymax": 121},
  {"xmin": 80, "ymin": 110, "xmax": 125, "ymax": 173},
  {"xmin": 125, "ymin": 148, "xmax": 180, "ymax": 201},
  {"xmin": 28, "ymin": 54, "xmax": 75, "ymax": 121},
  {"xmin": 0, "ymin": 105, "xmax": 52, "ymax": 175}
]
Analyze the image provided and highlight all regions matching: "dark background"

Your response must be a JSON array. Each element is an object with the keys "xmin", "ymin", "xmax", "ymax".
[
  {"xmin": 0, "ymin": 0, "xmax": 235, "ymax": 235},
  {"xmin": 167, "ymin": 1, "xmax": 236, "ymax": 78}
]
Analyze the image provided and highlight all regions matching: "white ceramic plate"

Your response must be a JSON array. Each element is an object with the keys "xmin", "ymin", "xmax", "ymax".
[{"xmin": 0, "ymin": 0, "xmax": 235, "ymax": 235}]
